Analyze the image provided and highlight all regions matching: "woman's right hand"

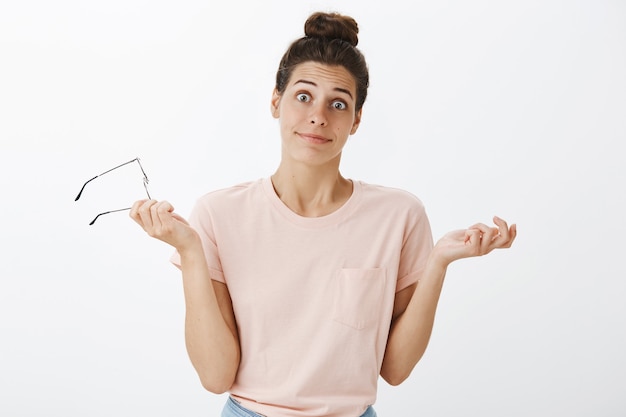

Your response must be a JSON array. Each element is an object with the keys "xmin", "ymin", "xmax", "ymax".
[{"xmin": 129, "ymin": 199, "xmax": 200, "ymax": 252}]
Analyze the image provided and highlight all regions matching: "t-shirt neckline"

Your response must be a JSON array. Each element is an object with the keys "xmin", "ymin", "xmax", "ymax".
[{"xmin": 261, "ymin": 177, "xmax": 362, "ymax": 228}]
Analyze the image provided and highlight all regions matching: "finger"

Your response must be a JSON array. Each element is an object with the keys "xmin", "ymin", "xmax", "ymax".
[
  {"xmin": 464, "ymin": 228, "xmax": 482, "ymax": 256},
  {"xmin": 504, "ymin": 223, "xmax": 517, "ymax": 247},
  {"xmin": 469, "ymin": 223, "xmax": 498, "ymax": 253},
  {"xmin": 491, "ymin": 216, "xmax": 517, "ymax": 249},
  {"xmin": 138, "ymin": 199, "xmax": 159, "ymax": 230},
  {"xmin": 154, "ymin": 201, "xmax": 175, "ymax": 228},
  {"xmin": 149, "ymin": 200, "xmax": 170, "ymax": 231},
  {"xmin": 492, "ymin": 216, "xmax": 510, "ymax": 241},
  {"xmin": 129, "ymin": 199, "xmax": 148, "ymax": 224},
  {"xmin": 468, "ymin": 222, "xmax": 494, "ymax": 234},
  {"xmin": 157, "ymin": 201, "xmax": 174, "ymax": 216}
]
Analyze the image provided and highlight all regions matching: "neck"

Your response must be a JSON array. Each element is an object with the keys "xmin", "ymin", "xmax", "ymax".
[{"xmin": 271, "ymin": 161, "xmax": 352, "ymax": 217}]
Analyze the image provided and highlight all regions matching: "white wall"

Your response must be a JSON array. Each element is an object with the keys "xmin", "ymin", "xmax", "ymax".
[{"xmin": 1, "ymin": 0, "xmax": 624, "ymax": 415}]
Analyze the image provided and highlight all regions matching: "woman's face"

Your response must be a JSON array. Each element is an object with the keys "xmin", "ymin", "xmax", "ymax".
[{"xmin": 271, "ymin": 62, "xmax": 362, "ymax": 168}]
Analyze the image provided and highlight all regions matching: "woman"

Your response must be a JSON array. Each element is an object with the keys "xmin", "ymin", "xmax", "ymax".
[{"xmin": 130, "ymin": 11, "xmax": 516, "ymax": 417}]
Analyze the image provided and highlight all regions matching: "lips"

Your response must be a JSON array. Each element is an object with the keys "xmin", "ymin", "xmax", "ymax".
[{"xmin": 298, "ymin": 132, "xmax": 331, "ymax": 144}]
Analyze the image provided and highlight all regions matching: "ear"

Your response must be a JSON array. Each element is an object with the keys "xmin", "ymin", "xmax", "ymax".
[
  {"xmin": 350, "ymin": 108, "xmax": 362, "ymax": 135},
  {"xmin": 270, "ymin": 89, "xmax": 281, "ymax": 119}
]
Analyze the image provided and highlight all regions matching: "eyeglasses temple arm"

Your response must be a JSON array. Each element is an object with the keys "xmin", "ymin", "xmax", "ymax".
[
  {"xmin": 89, "ymin": 207, "xmax": 132, "ymax": 225},
  {"xmin": 98, "ymin": 158, "xmax": 139, "ymax": 177},
  {"xmin": 75, "ymin": 158, "xmax": 141, "ymax": 201},
  {"xmin": 75, "ymin": 176, "xmax": 98, "ymax": 201}
]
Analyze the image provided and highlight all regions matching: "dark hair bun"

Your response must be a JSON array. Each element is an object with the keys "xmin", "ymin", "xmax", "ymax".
[{"xmin": 304, "ymin": 12, "xmax": 359, "ymax": 46}]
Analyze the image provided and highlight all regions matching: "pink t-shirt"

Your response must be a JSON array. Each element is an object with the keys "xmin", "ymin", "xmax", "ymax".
[{"xmin": 172, "ymin": 178, "xmax": 433, "ymax": 417}]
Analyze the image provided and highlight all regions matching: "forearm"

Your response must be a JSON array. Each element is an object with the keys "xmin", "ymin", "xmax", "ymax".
[
  {"xmin": 179, "ymin": 244, "xmax": 240, "ymax": 393},
  {"xmin": 380, "ymin": 258, "xmax": 447, "ymax": 385}
]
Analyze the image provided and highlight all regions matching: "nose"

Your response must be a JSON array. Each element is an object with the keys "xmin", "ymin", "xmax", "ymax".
[{"xmin": 309, "ymin": 103, "xmax": 327, "ymax": 127}]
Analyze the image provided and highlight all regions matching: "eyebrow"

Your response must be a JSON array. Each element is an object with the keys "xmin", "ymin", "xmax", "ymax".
[{"xmin": 294, "ymin": 79, "xmax": 354, "ymax": 100}]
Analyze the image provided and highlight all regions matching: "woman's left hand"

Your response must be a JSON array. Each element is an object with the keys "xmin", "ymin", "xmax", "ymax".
[{"xmin": 432, "ymin": 216, "xmax": 517, "ymax": 267}]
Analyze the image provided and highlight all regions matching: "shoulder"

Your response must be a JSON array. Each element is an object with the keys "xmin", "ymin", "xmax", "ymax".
[
  {"xmin": 357, "ymin": 181, "xmax": 427, "ymax": 213},
  {"xmin": 194, "ymin": 179, "xmax": 264, "ymax": 210},
  {"xmin": 187, "ymin": 179, "xmax": 266, "ymax": 230}
]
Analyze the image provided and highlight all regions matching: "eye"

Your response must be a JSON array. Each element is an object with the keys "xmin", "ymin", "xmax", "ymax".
[
  {"xmin": 297, "ymin": 93, "xmax": 311, "ymax": 102},
  {"xmin": 332, "ymin": 100, "xmax": 347, "ymax": 110}
]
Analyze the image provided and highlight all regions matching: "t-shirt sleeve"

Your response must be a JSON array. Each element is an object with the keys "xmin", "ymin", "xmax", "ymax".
[
  {"xmin": 395, "ymin": 200, "xmax": 434, "ymax": 292},
  {"xmin": 169, "ymin": 197, "xmax": 226, "ymax": 283}
]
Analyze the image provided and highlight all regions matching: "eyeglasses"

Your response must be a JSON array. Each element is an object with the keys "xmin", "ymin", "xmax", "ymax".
[{"xmin": 75, "ymin": 157, "xmax": 151, "ymax": 225}]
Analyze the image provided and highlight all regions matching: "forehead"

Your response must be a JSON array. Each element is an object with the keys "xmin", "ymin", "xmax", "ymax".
[{"xmin": 288, "ymin": 62, "xmax": 356, "ymax": 96}]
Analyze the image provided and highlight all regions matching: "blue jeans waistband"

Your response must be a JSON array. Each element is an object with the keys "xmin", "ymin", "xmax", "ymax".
[{"xmin": 221, "ymin": 396, "xmax": 377, "ymax": 417}]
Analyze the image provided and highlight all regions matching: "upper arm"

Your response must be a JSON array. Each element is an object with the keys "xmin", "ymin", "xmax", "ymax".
[{"xmin": 392, "ymin": 283, "xmax": 417, "ymax": 323}]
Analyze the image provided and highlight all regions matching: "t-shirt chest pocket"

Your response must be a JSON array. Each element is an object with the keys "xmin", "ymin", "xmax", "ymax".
[{"xmin": 332, "ymin": 268, "xmax": 387, "ymax": 330}]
